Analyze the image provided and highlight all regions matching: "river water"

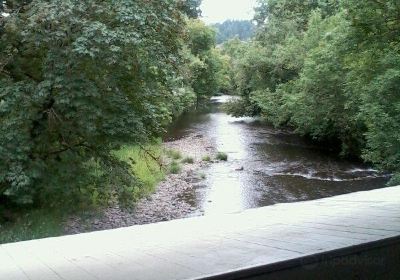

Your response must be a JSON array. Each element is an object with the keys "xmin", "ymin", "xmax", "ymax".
[{"xmin": 166, "ymin": 96, "xmax": 389, "ymax": 216}]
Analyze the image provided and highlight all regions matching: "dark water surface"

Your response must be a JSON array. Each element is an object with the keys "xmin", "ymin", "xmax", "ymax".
[{"xmin": 166, "ymin": 96, "xmax": 389, "ymax": 216}]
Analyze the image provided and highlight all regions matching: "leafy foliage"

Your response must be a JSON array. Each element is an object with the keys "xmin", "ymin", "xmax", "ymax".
[
  {"xmin": 178, "ymin": 0, "xmax": 202, "ymax": 19},
  {"xmin": 213, "ymin": 20, "xmax": 255, "ymax": 44},
  {"xmin": 185, "ymin": 19, "xmax": 222, "ymax": 100},
  {"xmin": 0, "ymin": 0, "xmax": 197, "ymax": 207},
  {"xmin": 169, "ymin": 161, "xmax": 182, "ymax": 174},
  {"xmin": 216, "ymin": 152, "xmax": 228, "ymax": 161},
  {"xmin": 226, "ymin": 0, "xmax": 400, "ymax": 182}
]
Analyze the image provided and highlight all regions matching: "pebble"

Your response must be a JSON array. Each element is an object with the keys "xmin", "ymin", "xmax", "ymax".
[{"xmin": 64, "ymin": 132, "xmax": 217, "ymax": 234}]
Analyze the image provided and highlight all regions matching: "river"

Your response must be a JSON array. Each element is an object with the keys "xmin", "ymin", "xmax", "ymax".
[{"xmin": 165, "ymin": 96, "xmax": 389, "ymax": 216}]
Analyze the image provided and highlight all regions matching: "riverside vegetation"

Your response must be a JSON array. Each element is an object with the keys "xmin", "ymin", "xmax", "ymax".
[
  {"xmin": 1, "ymin": 0, "xmax": 399, "ymax": 242},
  {"xmin": 223, "ymin": 0, "xmax": 400, "ymax": 185},
  {"xmin": 0, "ymin": 0, "xmax": 229, "ymax": 242}
]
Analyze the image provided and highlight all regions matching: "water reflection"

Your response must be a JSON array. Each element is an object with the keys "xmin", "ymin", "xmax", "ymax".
[{"xmin": 166, "ymin": 96, "xmax": 389, "ymax": 215}]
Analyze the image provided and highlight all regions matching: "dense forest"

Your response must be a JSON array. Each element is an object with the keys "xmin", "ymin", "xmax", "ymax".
[
  {"xmin": 224, "ymin": 0, "xmax": 400, "ymax": 185},
  {"xmin": 213, "ymin": 20, "xmax": 255, "ymax": 44}
]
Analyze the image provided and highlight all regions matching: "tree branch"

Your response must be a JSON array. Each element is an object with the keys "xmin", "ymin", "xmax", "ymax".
[{"xmin": 139, "ymin": 145, "xmax": 165, "ymax": 170}]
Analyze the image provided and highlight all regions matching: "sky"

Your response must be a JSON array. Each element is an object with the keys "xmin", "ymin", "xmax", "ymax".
[{"xmin": 200, "ymin": 0, "xmax": 258, "ymax": 24}]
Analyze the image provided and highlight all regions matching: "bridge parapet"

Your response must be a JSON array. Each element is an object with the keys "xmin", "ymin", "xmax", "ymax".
[{"xmin": 1, "ymin": 186, "xmax": 400, "ymax": 279}]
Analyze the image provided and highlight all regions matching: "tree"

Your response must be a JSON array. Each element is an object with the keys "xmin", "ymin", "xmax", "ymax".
[
  {"xmin": 213, "ymin": 20, "xmax": 255, "ymax": 44},
  {"xmin": 178, "ymin": 0, "xmax": 202, "ymax": 19},
  {"xmin": 186, "ymin": 19, "xmax": 220, "ymax": 102},
  {"xmin": 226, "ymin": 0, "xmax": 400, "ymax": 183},
  {"xmin": 0, "ymin": 0, "xmax": 191, "ymax": 206},
  {"xmin": 344, "ymin": 0, "xmax": 400, "ymax": 182}
]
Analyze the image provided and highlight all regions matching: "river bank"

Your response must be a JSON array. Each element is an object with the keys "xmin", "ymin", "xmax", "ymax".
[
  {"xmin": 2, "ymin": 96, "xmax": 389, "ymax": 243},
  {"xmin": 64, "ymin": 133, "xmax": 216, "ymax": 234},
  {"xmin": 65, "ymin": 95, "xmax": 389, "ymax": 234}
]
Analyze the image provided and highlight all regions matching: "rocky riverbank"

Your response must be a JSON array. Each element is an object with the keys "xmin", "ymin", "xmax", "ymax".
[{"xmin": 64, "ymin": 133, "xmax": 215, "ymax": 234}]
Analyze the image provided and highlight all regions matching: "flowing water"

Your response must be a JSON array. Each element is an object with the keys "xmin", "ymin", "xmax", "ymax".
[{"xmin": 166, "ymin": 96, "xmax": 389, "ymax": 216}]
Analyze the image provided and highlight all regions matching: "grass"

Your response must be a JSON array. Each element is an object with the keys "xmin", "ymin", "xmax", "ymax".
[
  {"xmin": 169, "ymin": 161, "xmax": 182, "ymax": 174},
  {"xmin": 166, "ymin": 149, "xmax": 182, "ymax": 160},
  {"xmin": 0, "ymin": 209, "xmax": 65, "ymax": 244},
  {"xmin": 216, "ymin": 152, "xmax": 228, "ymax": 161},
  {"xmin": 114, "ymin": 144, "xmax": 165, "ymax": 194},
  {"xmin": 182, "ymin": 157, "xmax": 194, "ymax": 164},
  {"xmin": 202, "ymin": 155, "xmax": 211, "ymax": 162},
  {"xmin": 1, "ymin": 143, "xmax": 167, "ymax": 245}
]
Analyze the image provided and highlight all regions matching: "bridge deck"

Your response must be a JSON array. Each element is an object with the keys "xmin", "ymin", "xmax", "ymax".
[{"xmin": 1, "ymin": 186, "xmax": 400, "ymax": 280}]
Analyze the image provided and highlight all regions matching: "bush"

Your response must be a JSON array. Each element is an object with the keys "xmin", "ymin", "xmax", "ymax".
[
  {"xmin": 0, "ymin": 209, "xmax": 65, "ymax": 244},
  {"xmin": 202, "ymin": 155, "xmax": 211, "ymax": 162},
  {"xmin": 166, "ymin": 149, "xmax": 182, "ymax": 160},
  {"xmin": 216, "ymin": 152, "xmax": 228, "ymax": 161},
  {"xmin": 222, "ymin": 97, "xmax": 259, "ymax": 117},
  {"xmin": 169, "ymin": 161, "xmax": 182, "ymax": 174}
]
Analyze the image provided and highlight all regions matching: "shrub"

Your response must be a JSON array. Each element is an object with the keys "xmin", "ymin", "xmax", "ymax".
[
  {"xmin": 202, "ymin": 155, "xmax": 211, "ymax": 162},
  {"xmin": 169, "ymin": 161, "xmax": 182, "ymax": 174},
  {"xmin": 166, "ymin": 149, "xmax": 182, "ymax": 160},
  {"xmin": 0, "ymin": 208, "xmax": 65, "ymax": 244},
  {"xmin": 216, "ymin": 152, "xmax": 228, "ymax": 161}
]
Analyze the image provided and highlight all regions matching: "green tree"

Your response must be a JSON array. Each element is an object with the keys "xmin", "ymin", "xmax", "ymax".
[
  {"xmin": 186, "ymin": 19, "xmax": 220, "ymax": 102},
  {"xmin": 178, "ymin": 0, "xmax": 202, "ymax": 19},
  {"xmin": 0, "ymin": 0, "xmax": 191, "ymax": 206},
  {"xmin": 226, "ymin": 0, "xmax": 400, "ymax": 182},
  {"xmin": 344, "ymin": 0, "xmax": 400, "ymax": 182},
  {"xmin": 213, "ymin": 20, "xmax": 255, "ymax": 44}
]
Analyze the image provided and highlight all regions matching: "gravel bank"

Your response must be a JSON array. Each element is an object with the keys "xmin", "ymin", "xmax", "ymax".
[{"xmin": 64, "ymin": 133, "xmax": 215, "ymax": 234}]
